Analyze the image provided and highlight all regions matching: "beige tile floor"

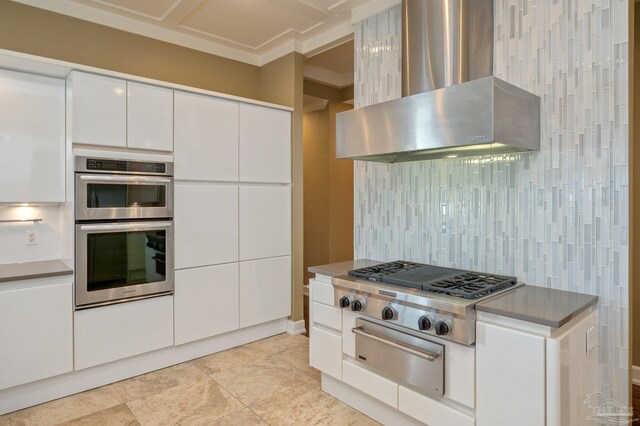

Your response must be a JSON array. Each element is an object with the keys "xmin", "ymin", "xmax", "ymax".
[{"xmin": 1, "ymin": 334, "xmax": 379, "ymax": 426}]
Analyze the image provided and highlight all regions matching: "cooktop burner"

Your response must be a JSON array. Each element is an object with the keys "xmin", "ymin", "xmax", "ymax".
[{"xmin": 348, "ymin": 261, "xmax": 517, "ymax": 300}]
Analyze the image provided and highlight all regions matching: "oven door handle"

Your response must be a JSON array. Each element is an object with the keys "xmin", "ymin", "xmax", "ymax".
[
  {"xmin": 79, "ymin": 175, "xmax": 172, "ymax": 184},
  {"xmin": 79, "ymin": 222, "xmax": 172, "ymax": 231},
  {"xmin": 352, "ymin": 326, "xmax": 439, "ymax": 361}
]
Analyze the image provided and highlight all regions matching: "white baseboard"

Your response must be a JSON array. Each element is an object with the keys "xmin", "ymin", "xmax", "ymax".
[
  {"xmin": 633, "ymin": 365, "xmax": 640, "ymax": 386},
  {"xmin": 0, "ymin": 318, "xmax": 287, "ymax": 415},
  {"xmin": 286, "ymin": 319, "xmax": 306, "ymax": 335}
]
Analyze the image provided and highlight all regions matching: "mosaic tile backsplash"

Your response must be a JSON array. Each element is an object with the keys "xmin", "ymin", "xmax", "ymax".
[{"xmin": 354, "ymin": 0, "xmax": 629, "ymax": 404}]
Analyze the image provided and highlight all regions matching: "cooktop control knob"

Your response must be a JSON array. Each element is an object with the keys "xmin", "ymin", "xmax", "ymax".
[
  {"xmin": 381, "ymin": 307, "xmax": 395, "ymax": 320},
  {"xmin": 351, "ymin": 299, "xmax": 364, "ymax": 311},
  {"xmin": 339, "ymin": 296, "xmax": 350, "ymax": 309},
  {"xmin": 418, "ymin": 316, "xmax": 432, "ymax": 331},
  {"xmin": 435, "ymin": 320, "xmax": 450, "ymax": 336}
]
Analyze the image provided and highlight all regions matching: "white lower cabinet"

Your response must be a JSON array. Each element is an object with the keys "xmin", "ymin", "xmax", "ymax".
[
  {"xmin": 0, "ymin": 277, "xmax": 73, "ymax": 390},
  {"xmin": 74, "ymin": 296, "xmax": 174, "ymax": 370},
  {"xmin": 239, "ymin": 256, "xmax": 291, "ymax": 328},
  {"xmin": 174, "ymin": 264, "xmax": 239, "ymax": 346},
  {"xmin": 310, "ymin": 326, "xmax": 342, "ymax": 380},
  {"xmin": 399, "ymin": 385, "xmax": 475, "ymax": 426},
  {"xmin": 476, "ymin": 321, "xmax": 545, "ymax": 426},
  {"xmin": 342, "ymin": 359, "xmax": 398, "ymax": 408}
]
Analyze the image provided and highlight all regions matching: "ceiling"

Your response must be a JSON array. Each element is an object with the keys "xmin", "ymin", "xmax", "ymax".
[
  {"xmin": 303, "ymin": 39, "xmax": 353, "ymax": 88},
  {"xmin": 14, "ymin": 0, "xmax": 377, "ymax": 66}
]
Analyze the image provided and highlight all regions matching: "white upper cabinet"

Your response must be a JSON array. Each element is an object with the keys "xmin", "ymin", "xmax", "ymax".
[
  {"xmin": 69, "ymin": 71, "xmax": 126, "ymax": 148},
  {"xmin": 127, "ymin": 82, "xmax": 173, "ymax": 151},
  {"xmin": 239, "ymin": 186, "xmax": 291, "ymax": 261},
  {"xmin": 174, "ymin": 91, "xmax": 239, "ymax": 181},
  {"xmin": 0, "ymin": 69, "xmax": 65, "ymax": 203},
  {"xmin": 239, "ymin": 104, "xmax": 291, "ymax": 183},
  {"xmin": 174, "ymin": 182, "xmax": 239, "ymax": 269}
]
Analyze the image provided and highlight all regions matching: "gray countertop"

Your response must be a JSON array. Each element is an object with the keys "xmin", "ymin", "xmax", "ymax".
[
  {"xmin": 308, "ymin": 259, "xmax": 383, "ymax": 278},
  {"xmin": 476, "ymin": 285, "xmax": 598, "ymax": 328},
  {"xmin": 0, "ymin": 260, "xmax": 73, "ymax": 283},
  {"xmin": 309, "ymin": 260, "xmax": 598, "ymax": 329}
]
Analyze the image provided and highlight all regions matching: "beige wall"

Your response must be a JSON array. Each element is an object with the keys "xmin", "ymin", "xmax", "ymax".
[
  {"xmin": 0, "ymin": 1, "xmax": 260, "ymax": 99},
  {"xmin": 303, "ymin": 101, "xmax": 354, "ymax": 284},
  {"xmin": 0, "ymin": 3, "xmax": 307, "ymax": 324},
  {"xmin": 632, "ymin": 2, "xmax": 639, "ymax": 366},
  {"xmin": 259, "ymin": 53, "xmax": 306, "ymax": 322}
]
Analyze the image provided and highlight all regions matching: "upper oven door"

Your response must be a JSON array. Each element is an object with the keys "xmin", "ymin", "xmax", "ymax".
[{"xmin": 76, "ymin": 173, "xmax": 173, "ymax": 220}]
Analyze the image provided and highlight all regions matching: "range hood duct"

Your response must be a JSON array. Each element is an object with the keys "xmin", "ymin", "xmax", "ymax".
[{"xmin": 336, "ymin": 0, "xmax": 540, "ymax": 163}]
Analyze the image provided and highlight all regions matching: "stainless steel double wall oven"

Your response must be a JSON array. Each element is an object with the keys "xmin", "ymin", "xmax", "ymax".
[{"xmin": 75, "ymin": 156, "xmax": 174, "ymax": 308}]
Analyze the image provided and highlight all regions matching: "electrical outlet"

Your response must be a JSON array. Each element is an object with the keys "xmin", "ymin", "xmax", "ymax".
[
  {"xmin": 586, "ymin": 326, "xmax": 596, "ymax": 354},
  {"xmin": 26, "ymin": 230, "xmax": 37, "ymax": 246}
]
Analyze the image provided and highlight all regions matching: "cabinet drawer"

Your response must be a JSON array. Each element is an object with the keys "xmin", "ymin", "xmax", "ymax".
[
  {"xmin": 310, "ymin": 326, "xmax": 342, "ymax": 380},
  {"xmin": 75, "ymin": 296, "xmax": 174, "ymax": 370},
  {"xmin": 310, "ymin": 279, "xmax": 334, "ymax": 305},
  {"xmin": 312, "ymin": 301, "xmax": 342, "ymax": 331},
  {"xmin": 399, "ymin": 385, "xmax": 475, "ymax": 426},
  {"xmin": 342, "ymin": 359, "xmax": 398, "ymax": 408}
]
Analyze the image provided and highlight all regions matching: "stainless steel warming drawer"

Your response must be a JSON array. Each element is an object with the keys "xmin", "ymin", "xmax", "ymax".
[{"xmin": 353, "ymin": 318, "xmax": 445, "ymax": 398}]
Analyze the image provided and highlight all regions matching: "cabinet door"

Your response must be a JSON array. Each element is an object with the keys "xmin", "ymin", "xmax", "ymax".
[
  {"xmin": 128, "ymin": 82, "xmax": 173, "ymax": 151},
  {"xmin": 74, "ymin": 296, "xmax": 173, "ymax": 370},
  {"xmin": 174, "ymin": 183, "xmax": 238, "ymax": 269},
  {"xmin": 0, "ymin": 69, "xmax": 65, "ymax": 203},
  {"xmin": 175, "ymin": 264, "xmax": 239, "ymax": 345},
  {"xmin": 239, "ymin": 256, "xmax": 291, "ymax": 328},
  {"xmin": 476, "ymin": 321, "xmax": 545, "ymax": 426},
  {"xmin": 69, "ymin": 71, "xmax": 126, "ymax": 147},
  {"xmin": 239, "ymin": 104, "xmax": 291, "ymax": 183},
  {"xmin": 174, "ymin": 92, "xmax": 238, "ymax": 181},
  {"xmin": 0, "ymin": 278, "xmax": 73, "ymax": 390},
  {"xmin": 239, "ymin": 186, "xmax": 291, "ymax": 261}
]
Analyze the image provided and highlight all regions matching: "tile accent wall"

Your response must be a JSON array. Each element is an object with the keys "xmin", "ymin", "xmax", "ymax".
[{"xmin": 354, "ymin": 0, "xmax": 629, "ymax": 404}]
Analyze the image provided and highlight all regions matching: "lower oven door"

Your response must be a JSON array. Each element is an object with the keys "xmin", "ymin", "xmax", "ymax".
[
  {"xmin": 353, "ymin": 318, "xmax": 445, "ymax": 397},
  {"xmin": 75, "ymin": 221, "xmax": 174, "ymax": 308}
]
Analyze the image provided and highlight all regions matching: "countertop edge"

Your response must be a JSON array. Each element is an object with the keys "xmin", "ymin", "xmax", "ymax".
[
  {"xmin": 0, "ymin": 260, "xmax": 73, "ymax": 284},
  {"xmin": 476, "ymin": 292, "xmax": 598, "ymax": 328}
]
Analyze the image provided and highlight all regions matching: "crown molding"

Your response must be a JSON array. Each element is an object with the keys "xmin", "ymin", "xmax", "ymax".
[
  {"xmin": 304, "ymin": 64, "xmax": 353, "ymax": 88},
  {"xmin": 351, "ymin": 0, "xmax": 400, "ymax": 24},
  {"xmin": 12, "ymin": 0, "xmax": 358, "ymax": 68},
  {"xmin": 13, "ymin": 0, "xmax": 264, "ymax": 65}
]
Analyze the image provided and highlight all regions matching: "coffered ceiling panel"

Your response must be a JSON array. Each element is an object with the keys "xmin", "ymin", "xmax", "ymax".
[
  {"xmin": 178, "ymin": 0, "xmax": 323, "ymax": 49},
  {"xmin": 76, "ymin": 0, "xmax": 182, "ymax": 20}
]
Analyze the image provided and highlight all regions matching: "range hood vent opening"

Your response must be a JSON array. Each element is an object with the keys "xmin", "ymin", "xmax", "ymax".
[{"xmin": 336, "ymin": 0, "xmax": 540, "ymax": 163}]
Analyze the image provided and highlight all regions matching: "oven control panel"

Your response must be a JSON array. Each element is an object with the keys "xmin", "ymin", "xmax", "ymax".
[
  {"xmin": 76, "ymin": 156, "xmax": 174, "ymax": 176},
  {"xmin": 333, "ymin": 288, "xmax": 473, "ymax": 345}
]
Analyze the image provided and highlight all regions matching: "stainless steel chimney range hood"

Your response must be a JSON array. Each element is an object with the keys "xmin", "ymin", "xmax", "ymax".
[{"xmin": 336, "ymin": 0, "xmax": 540, "ymax": 163}]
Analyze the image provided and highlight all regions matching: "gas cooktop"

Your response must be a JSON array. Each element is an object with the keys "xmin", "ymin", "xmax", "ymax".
[
  {"xmin": 348, "ymin": 260, "xmax": 517, "ymax": 300},
  {"xmin": 333, "ymin": 260, "xmax": 521, "ymax": 345}
]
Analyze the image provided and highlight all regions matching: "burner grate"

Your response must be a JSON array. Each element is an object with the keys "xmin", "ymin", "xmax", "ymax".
[
  {"xmin": 421, "ymin": 273, "xmax": 517, "ymax": 299},
  {"xmin": 349, "ymin": 261, "xmax": 517, "ymax": 299},
  {"xmin": 348, "ymin": 261, "xmax": 426, "ymax": 282}
]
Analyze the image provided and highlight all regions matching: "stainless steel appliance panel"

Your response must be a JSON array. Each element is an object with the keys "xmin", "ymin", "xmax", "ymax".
[
  {"xmin": 353, "ymin": 318, "xmax": 445, "ymax": 397},
  {"xmin": 336, "ymin": 76, "xmax": 540, "ymax": 163},
  {"xmin": 75, "ymin": 173, "xmax": 173, "ymax": 221},
  {"xmin": 75, "ymin": 221, "xmax": 174, "ymax": 308}
]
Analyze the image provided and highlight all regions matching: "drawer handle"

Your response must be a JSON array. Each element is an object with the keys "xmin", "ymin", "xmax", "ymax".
[{"xmin": 352, "ymin": 326, "xmax": 439, "ymax": 361}]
